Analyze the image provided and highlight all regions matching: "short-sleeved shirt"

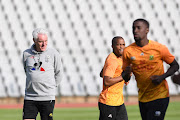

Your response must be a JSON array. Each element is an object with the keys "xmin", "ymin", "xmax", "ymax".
[
  {"xmin": 99, "ymin": 53, "xmax": 125, "ymax": 106},
  {"xmin": 122, "ymin": 40, "xmax": 175, "ymax": 102}
]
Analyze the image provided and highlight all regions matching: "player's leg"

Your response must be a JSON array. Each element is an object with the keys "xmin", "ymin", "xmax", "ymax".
[
  {"xmin": 23, "ymin": 100, "xmax": 38, "ymax": 120},
  {"xmin": 116, "ymin": 103, "xmax": 128, "ymax": 120},
  {"xmin": 146, "ymin": 97, "xmax": 169, "ymax": 120},
  {"xmin": 38, "ymin": 100, "xmax": 55, "ymax": 120},
  {"xmin": 139, "ymin": 101, "xmax": 148, "ymax": 120},
  {"xmin": 98, "ymin": 102, "xmax": 116, "ymax": 120}
]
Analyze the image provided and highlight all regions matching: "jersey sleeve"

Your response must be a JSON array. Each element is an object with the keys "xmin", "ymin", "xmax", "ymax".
[
  {"xmin": 160, "ymin": 45, "xmax": 175, "ymax": 64},
  {"xmin": 122, "ymin": 48, "xmax": 131, "ymax": 70},
  {"xmin": 104, "ymin": 59, "xmax": 118, "ymax": 78}
]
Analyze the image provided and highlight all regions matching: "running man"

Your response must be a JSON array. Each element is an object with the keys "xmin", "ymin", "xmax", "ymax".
[
  {"xmin": 98, "ymin": 36, "xmax": 130, "ymax": 120},
  {"xmin": 122, "ymin": 18, "xmax": 179, "ymax": 120}
]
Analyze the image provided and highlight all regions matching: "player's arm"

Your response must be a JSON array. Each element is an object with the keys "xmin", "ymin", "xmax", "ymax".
[
  {"xmin": 151, "ymin": 59, "xmax": 179, "ymax": 85},
  {"xmin": 163, "ymin": 59, "xmax": 179, "ymax": 78},
  {"xmin": 121, "ymin": 64, "xmax": 132, "ymax": 82},
  {"xmin": 151, "ymin": 45, "xmax": 179, "ymax": 85},
  {"xmin": 103, "ymin": 59, "xmax": 125, "ymax": 86},
  {"xmin": 103, "ymin": 75, "xmax": 124, "ymax": 86}
]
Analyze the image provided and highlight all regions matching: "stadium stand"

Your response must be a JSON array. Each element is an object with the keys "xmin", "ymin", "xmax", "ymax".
[{"xmin": 0, "ymin": 0, "xmax": 180, "ymax": 98}]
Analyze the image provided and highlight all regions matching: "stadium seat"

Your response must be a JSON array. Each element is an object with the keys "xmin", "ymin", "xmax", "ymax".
[
  {"xmin": 0, "ymin": 75, "xmax": 7, "ymax": 97},
  {"xmin": 65, "ymin": 71, "xmax": 86, "ymax": 96},
  {"xmin": 125, "ymin": 75, "xmax": 138, "ymax": 96},
  {"xmin": 59, "ymin": 74, "xmax": 74, "ymax": 96},
  {"xmin": 3, "ymin": 73, "xmax": 20, "ymax": 97},
  {"xmin": 81, "ymin": 72, "xmax": 99, "ymax": 96}
]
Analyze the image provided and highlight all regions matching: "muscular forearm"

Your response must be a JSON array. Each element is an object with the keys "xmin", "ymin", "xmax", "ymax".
[
  {"xmin": 104, "ymin": 76, "xmax": 124, "ymax": 86},
  {"xmin": 163, "ymin": 60, "xmax": 179, "ymax": 79},
  {"xmin": 151, "ymin": 60, "xmax": 179, "ymax": 85}
]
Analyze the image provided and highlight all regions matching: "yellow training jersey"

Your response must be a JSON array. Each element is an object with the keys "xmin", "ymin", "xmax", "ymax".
[
  {"xmin": 99, "ymin": 53, "xmax": 125, "ymax": 106},
  {"xmin": 122, "ymin": 40, "xmax": 175, "ymax": 102}
]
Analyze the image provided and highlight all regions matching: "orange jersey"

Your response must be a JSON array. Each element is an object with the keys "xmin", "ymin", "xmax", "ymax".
[
  {"xmin": 122, "ymin": 40, "xmax": 175, "ymax": 102},
  {"xmin": 99, "ymin": 53, "xmax": 125, "ymax": 106}
]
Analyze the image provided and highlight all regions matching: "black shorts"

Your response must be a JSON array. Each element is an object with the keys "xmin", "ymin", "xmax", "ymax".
[
  {"xmin": 98, "ymin": 102, "xmax": 128, "ymax": 120},
  {"xmin": 139, "ymin": 97, "xmax": 169, "ymax": 120},
  {"xmin": 23, "ymin": 100, "xmax": 55, "ymax": 120}
]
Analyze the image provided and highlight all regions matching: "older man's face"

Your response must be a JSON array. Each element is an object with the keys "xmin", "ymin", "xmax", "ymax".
[{"xmin": 34, "ymin": 34, "xmax": 48, "ymax": 52}]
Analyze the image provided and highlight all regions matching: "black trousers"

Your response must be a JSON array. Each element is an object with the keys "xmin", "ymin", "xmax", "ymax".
[
  {"xmin": 23, "ymin": 100, "xmax": 55, "ymax": 120},
  {"xmin": 139, "ymin": 97, "xmax": 169, "ymax": 120},
  {"xmin": 98, "ymin": 102, "xmax": 128, "ymax": 120}
]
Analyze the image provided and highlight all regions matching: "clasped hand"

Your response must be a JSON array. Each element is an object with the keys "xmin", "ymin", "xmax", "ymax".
[{"xmin": 151, "ymin": 75, "xmax": 165, "ymax": 85}]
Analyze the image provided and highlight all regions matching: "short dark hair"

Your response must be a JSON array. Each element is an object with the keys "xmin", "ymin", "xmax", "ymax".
[
  {"xmin": 133, "ymin": 18, "xmax": 149, "ymax": 28},
  {"xmin": 112, "ymin": 36, "xmax": 124, "ymax": 45}
]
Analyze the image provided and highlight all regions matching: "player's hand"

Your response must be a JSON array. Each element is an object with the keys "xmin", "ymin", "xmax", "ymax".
[
  {"xmin": 124, "ymin": 73, "xmax": 133, "ymax": 85},
  {"xmin": 122, "ymin": 64, "xmax": 133, "ymax": 82},
  {"xmin": 151, "ymin": 75, "xmax": 165, "ymax": 85}
]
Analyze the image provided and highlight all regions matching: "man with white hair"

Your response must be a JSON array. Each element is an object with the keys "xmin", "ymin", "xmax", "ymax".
[{"xmin": 22, "ymin": 28, "xmax": 63, "ymax": 120}]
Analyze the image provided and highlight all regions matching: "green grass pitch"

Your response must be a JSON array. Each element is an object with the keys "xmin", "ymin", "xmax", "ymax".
[{"xmin": 0, "ymin": 101, "xmax": 180, "ymax": 120}]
